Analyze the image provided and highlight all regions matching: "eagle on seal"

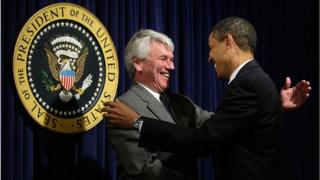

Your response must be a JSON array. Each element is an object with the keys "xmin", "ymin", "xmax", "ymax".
[{"xmin": 44, "ymin": 45, "xmax": 89, "ymax": 96}]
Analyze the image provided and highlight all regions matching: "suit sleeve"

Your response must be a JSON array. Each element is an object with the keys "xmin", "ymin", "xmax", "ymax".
[
  {"xmin": 108, "ymin": 122, "xmax": 196, "ymax": 180},
  {"xmin": 193, "ymin": 104, "xmax": 214, "ymax": 127},
  {"xmin": 181, "ymin": 95, "xmax": 214, "ymax": 128},
  {"xmin": 139, "ymin": 80, "xmax": 259, "ymax": 156}
]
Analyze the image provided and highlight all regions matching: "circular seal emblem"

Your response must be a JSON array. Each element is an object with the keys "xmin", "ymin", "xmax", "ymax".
[{"xmin": 13, "ymin": 3, "xmax": 119, "ymax": 134}]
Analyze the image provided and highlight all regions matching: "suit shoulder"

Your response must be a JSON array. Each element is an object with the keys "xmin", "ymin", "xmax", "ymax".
[
  {"xmin": 118, "ymin": 89, "xmax": 139, "ymax": 104},
  {"xmin": 251, "ymin": 67, "xmax": 277, "ymax": 90},
  {"xmin": 240, "ymin": 66, "xmax": 280, "ymax": 105},
  {"xmin": 238, "ymin": 65, "xmax": 274, "ymax": 87}
]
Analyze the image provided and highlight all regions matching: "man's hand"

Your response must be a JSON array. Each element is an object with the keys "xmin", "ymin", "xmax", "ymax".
[
  {"xmin": 102, "ymin": 99, "xmax": 140, "ymax": 129},
  {"xmin": 281, "ymin": 77, "xmax": 311, "ymax": 111}
]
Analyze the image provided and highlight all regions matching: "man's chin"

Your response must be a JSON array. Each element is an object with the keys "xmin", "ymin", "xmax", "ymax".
[
  {"xmin": 216, "ymin": 73, "xmax": 228, "ymax": 80},
  {"xmin": 161, "ymin": 84, "xmax": 170, "ymax": 92}
]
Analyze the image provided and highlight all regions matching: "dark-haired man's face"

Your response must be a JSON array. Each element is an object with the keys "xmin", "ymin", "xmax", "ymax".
[{"xmin": 208, "ymin": 35, "xmax": 231, "ymax": 80}]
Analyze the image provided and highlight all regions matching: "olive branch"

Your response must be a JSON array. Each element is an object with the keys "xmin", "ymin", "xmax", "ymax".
[{"xmin": 41, "ymin": 71, "xmax": 54, "ymax": 92}]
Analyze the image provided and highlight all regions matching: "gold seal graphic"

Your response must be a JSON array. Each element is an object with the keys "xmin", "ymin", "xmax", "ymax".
[{"xmin": 13, "ymin": 3, "xmax": 119, "ymax": 134}]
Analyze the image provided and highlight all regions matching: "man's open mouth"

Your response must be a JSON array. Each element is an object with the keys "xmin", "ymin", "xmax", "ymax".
[{"xmin": 160, "ymin": 72, "xmax": 170, "ymax": 78}]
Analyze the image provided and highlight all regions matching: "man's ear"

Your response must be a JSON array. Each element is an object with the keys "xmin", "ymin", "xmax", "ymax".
[
  {"xmin": 132, "ymin": 57, "xmax": 143, "ymax": 72},
  {"xmin": 225, "ymin": 34, "xmax": 235, "ymax": 48}
]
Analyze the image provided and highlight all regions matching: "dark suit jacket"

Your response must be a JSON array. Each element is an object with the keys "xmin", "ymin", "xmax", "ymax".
[
  {"xmin": 139, "ymin": 60, "xmax": 285, "ymax": 180},
  {"xmin": 108, "ymin": 83, "xmax": 212, "ymax": 180}
]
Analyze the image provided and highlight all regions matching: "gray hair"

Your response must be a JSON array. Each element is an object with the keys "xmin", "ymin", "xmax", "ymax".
[
  {"xmin": 211, "ymin": 17, "xmax": 257, "ymax": 53},
  {"xmin": 124, "ymin": 29, "xmax": 174, "ymax": 78}
]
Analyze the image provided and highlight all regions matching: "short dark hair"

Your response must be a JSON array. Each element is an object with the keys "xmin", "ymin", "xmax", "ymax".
[{"xmin": 211, "ymin": 17, "xmax": 257, "ymax": 53}]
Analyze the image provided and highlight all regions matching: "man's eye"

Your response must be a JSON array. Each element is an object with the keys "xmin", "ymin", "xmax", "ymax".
[
  {"xmin": 159, "ymin": 57, "xmax": 167, "ymax": 60},
  {"xmin": 158, "ymin": 56, "xmax": 173, "ymax": 62}
]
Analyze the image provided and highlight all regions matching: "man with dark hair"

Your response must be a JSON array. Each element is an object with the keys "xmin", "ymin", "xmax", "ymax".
[{"xmin": 104, "ymin": 17, "xmax": 311, "ymax": 180}]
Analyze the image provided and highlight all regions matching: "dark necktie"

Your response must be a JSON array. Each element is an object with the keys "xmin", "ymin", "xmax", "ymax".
[{"xmin": 159, "ymin": 93, "xmax": 176, "ymax": 121}]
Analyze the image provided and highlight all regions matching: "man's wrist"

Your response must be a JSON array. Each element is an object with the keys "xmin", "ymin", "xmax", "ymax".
[{"xmin": 132, "ymin": 116, "xmax": 143, "ymax": 132}]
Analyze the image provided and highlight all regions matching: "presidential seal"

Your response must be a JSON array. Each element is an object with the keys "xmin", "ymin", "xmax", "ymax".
[{"xmin": 13, "ymin": 3, "xmax": 119, "ymax": 134}]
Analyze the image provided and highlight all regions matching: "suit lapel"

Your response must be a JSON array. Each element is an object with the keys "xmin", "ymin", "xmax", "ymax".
[{"xmin": 131, "ymin": 83, "xmax": 176, "ymax": 124}]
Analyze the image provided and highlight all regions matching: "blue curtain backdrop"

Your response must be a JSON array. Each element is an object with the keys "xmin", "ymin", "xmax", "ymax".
[{"xmin": 2, "ymin": 0, "xmax": 318, "ymax": 180}]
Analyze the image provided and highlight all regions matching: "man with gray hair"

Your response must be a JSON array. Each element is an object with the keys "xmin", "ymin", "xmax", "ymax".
[{"xmin": 108, "ymin": 29, "xmax": 212, "ymax": 180}]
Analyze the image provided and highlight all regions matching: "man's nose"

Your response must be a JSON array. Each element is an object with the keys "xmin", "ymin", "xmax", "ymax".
[{"xmin": 167, "ymin": 60, "xmax": 175, "ymax": 70}]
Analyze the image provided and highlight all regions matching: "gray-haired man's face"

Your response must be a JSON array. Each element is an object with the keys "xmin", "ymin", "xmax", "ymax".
[{"xmin": 134, "ymin": 41, "xmax": 174, "ymax": 93}]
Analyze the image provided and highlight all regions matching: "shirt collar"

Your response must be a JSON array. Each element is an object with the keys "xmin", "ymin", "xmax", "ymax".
[
  {"xmin": 137, "ymin": 82, "xmax": 161, "ymax": 102},
  {"xmin": 228, "ymin": 59, "xmax": 253, "ymax": 84}
]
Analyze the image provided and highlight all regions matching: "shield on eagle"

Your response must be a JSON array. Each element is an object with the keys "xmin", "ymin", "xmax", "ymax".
[{"xmin": 59, "ymin": 70, "xmax": 75, "ymax": 90}]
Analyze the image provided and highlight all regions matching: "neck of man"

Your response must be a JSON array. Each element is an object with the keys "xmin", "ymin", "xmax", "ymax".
[
  {"xmin": 133, "ymin": 76, "xmax": 148, "ymax": 89},
  {"xmin": 228, "ymin": 50, "xmax": 254, "ymax": 78},
  {"xmin": 133, "ymin": 76, "xmax": 165, "ymax": 94}
]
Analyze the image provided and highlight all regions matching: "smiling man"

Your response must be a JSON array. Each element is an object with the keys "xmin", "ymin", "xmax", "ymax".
[
  {"xmin": 104, "ymin": 18, "xmax": 311, "ymax": 180},
  {"xmin": 131, "ymin": 35, "xmax": 174, "ymax": 93},
  {"xmin": 107, "ymin": 29, "xmax": 213, "ymax": 180}
]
